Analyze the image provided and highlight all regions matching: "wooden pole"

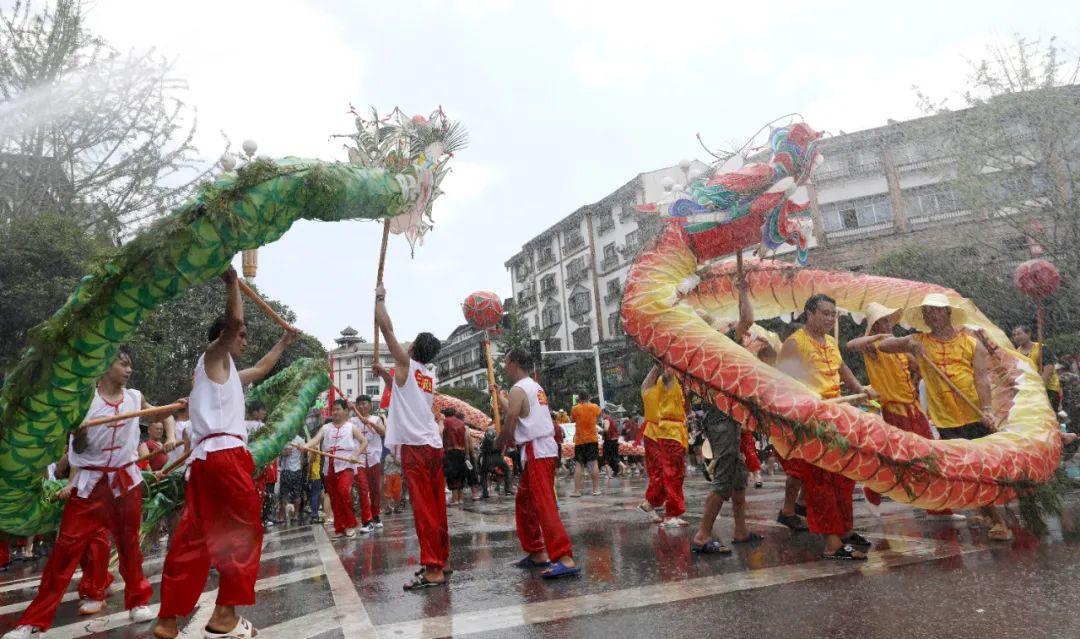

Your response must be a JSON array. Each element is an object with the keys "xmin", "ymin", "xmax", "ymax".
[
  {"xmin": 373, "ymin": 219, "xmax": 391, "ymax": 363},
  {"xmin": 824, "ymin": 393, "xmax": 868, "ymax": 405},
  {"xmin": 82, "ymin": 402, "xmax": 186, "ymax": 428},
  {"xmin": 483, "ymin": 338, "xmax": 502, "ymax": 433},
  {"xmin": 331, "ymin": 383, "xmax": 371, "ymax": 422},
  {"xmin": 298, "ymin": 444, "xmax": 361, "ymax": 465},
  {"xmin": 919, "ymin": 354, "xmax": 985, "ymax": 416},
  {"xmin": 1037, "ymin": 301, "xmax": 1045, "ymax": 344},
  {"xmin": 156, "ymin": 449, "xmax": 192, "ymax": 478},
  {"xmin": 236, "ymin": 278, "xmax": 294, "ymax": 332}
]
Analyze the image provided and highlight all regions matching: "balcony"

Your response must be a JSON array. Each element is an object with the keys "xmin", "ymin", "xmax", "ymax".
[
  {"xmin": 565, "ymin": 269, "xmax": 588, "ymax": 286},
  {"xmin": 514, "ymin": 266, "xmax": 533, "ymax": 283},
  {"xmin": 618, "ymin": 242, "xmax": 641, "ymax": 259},
  {"xmin": 515, "ymin": 293, "xmax": 537, "ymax": 310},
  {"xmin": 908, "ymin": 208, "xmax": 975, "ymax": 231},
  {"xmin": 601, "ymin": 255, "xmax": 619, "ymax": 272},
  {"xmin": 824, "ymin": 221, "xmax": 892, "ymax": 243},
  {"xmin": 562, "ymin": 234, "xmax": 585, "ymax": 255},
  {"xmin": 597, "ymin": 217, "xmax": 615, "ymax": 234},
  {"xmin": 537, "ymin": 251, "xmax": 555, "ymax": 267}
]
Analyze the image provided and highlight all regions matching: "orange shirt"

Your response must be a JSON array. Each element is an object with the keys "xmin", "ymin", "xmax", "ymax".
[
  {"xmin": 571, "ymin": 402, "xmax": 601, "ymax": 445},
  {"xmin": 785, "ymin": 329, "xmax": 842, "ymax": 399},
  {"xmin": 641, "ymin": 377, "xmax": 687, "ymax": 447},
  {"xmin": 914, "ymin": 332, "xmax": 981, "ymax": 429},
  {"xmin": 863, "ymin": 347, "xmax": 918, "ymax": 413}
]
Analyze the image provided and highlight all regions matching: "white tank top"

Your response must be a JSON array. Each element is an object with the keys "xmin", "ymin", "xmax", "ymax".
[
  {"xmin": 188, "ymin": 352, "xmax": 247, "ymax": 462},
  {"xmin": 69, "ymin": 388, "xmax": 144, "ymax": 498},
  {"xmin": 321, "ymin": 421, "xmax": 359, "ymax": 474},
  {"xmin": 351, "ymin": 415, "xmax": 383, "ymax": 468},
  {"xmin": 166, "ymin": 420, "xmax": 190, "ymax": 465},
  {"xmin": 513, "ymin": 377, "xmax": 559, "ymax": 461},
  {"xmin": 385, "ymin": 360, "xmax": 442, "ymax": 449}
]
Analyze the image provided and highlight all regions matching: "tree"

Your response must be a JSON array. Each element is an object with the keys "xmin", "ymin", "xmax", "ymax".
[
  {"xmin": 0, "ymin": 212, "xmax": 111, "ymax": 375},
  {"xmin": 913, "ymin": 35, "xmax": 1080, "ymax": 327},
  {"xmin": 126, "ymin": 280, "xmax": 326, "ymax": 404},
  {"xmin": 0, "ymin": 0, "xmax": 206, "ymax": 234},
  {"xmin": 493, "ymin": 309, "xmax": 532, "ymax": 388}
]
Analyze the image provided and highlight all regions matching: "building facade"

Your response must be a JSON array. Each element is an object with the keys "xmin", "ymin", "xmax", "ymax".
[
  {"xmin": 328, "ymin": 326, "xmax": 398, "ymax": 399},
  {"xmin": 432, "ymin": 323, "xmax": 493, "ymax": 389}
]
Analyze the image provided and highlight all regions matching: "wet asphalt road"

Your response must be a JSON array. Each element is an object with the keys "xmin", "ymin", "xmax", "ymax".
[{"xmin": 3, "ymin": 468, "xmax": 1080, "ymax": 639}]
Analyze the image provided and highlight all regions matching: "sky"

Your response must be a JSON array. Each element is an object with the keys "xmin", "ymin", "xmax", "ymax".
[{"xmin": 69, "ymin": 0, "xmax": 1079, "ymax": 349}]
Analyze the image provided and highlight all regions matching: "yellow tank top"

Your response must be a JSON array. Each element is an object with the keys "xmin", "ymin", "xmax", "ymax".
[
  {"xmin": 785, "ymin": 329, "xmax": 842, "ymax": 399},
  {"xmin": 641, "ymin": 377, "xmax": 687, "ymax": 447},
  {"xmin": 863, "ymin": 348, "xmax": 917, "ymax": 412},
  {"xmin": 1025, "ymin": 342, "xmax": 1061, "ymax": 393},
  {"xmin": 914, "ymin": 332, "xmax": 981, "ymax": 429}
]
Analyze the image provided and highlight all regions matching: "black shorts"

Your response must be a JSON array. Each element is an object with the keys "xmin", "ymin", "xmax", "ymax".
[
  {"xmin": 938, "ymin": 422, "xmax": 993, "ymax": 441},
  {"xmin": 602, "ymin": 439, "xmax": 620, "ymax": 460},
  {"xmin": 280, "ymin": 469, "xmax": 303, "ymax": 502},
  {"xmin": 443, "ymin": 449, "xmax": 469, "ymax": 490},
  {"xmin": 574, "ymin": 441, "xmax": 600, "ymax": 463}
]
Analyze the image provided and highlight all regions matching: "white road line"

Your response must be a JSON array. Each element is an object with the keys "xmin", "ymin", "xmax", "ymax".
[
  {"xmin": 374, "ymin": 545, "xmax": 988, "ymax": 639},
  {"xmin": 258, "ymin": 608, "xmax": 342, "ymax": 639},
  {"xmin": 313, "ymin": 524, "xmax": 376, "ymax": 637},
  {"xmin": 43, "ymin": 565, "xmax": 326, "ymax": 639}
]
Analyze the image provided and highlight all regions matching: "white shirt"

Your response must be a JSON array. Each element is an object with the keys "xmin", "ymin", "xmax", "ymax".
[
  {"xmin": 351, "ymin": 415, "xmax": 384, "ymax": 468},
  {"xmin": 69, "ymin": 388, "xmax": 144, "ymax": 498},
  {"xmin": 188, "ymin": 353, "xmax": 247, "ymax": 463},
  {"xmin": 512, "ymin": 377, "xmax": 559, "ymax": 463},
  {"xmin": 167, "ymin": 420, "xmax": 190, "ymax": 465},
  {"xmin": 385, "ymin": 360, "xmax": 442, "ymax": 449},
  {"xmin": 320, "ymin": 421, "xmax": 360, "ymax": 474},
  {"xmin": 279, "ymin": 436, "xmax": 305, "ymax": 472}
]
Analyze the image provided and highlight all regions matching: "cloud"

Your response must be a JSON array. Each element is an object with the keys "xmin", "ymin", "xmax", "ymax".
[{"xmin": 434, "ymin": 161, "xmax": 503, "ymax": 221}]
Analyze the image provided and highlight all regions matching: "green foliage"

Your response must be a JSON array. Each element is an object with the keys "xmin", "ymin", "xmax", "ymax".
[
  {"xmin": 493, "ymin": 310, "xmax": 532, "ymax": 387},
  {"xmin": 0, "ymin": 214, "xmax": 112, "ymax": 376},
  {"xmin": 436, "ymin": 385, "xmax": 492, "ymax": 416}
]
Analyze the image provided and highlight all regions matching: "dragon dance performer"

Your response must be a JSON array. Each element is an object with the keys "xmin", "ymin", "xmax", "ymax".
[
  {"xmin": 1010, "ymin": 324, "xmax": 1063, "ymax": 413},
  {"xmin": 779, "ymin": 294, "xmax": 876, "ymax": 561},
  {"xmin": 154, "ymin": 266, "xmax": 296, "ymax": 639},
  {"xmin": 375, "ymin": 284, "xmax": 449, "ymax": 591},
  {"xmin": 847, "ymin": 303, "xmax": 963, "ymax": 520},
  {"xmin": 6, "ymin": 351, "xmax": 176, "ymax": 639},
  {"xmin": 306, "ymin": 400, "xmax": 368, "ymax": 538},
  {"xmin": 493, "ymin": 348, "xmax": 579, "ymax": 579},
  {"xmin": 877, "ymin": 293, "xmax": 1013, "ymax": 542},
  {"xmin": 637, "ymin": 364, "xmax": 689, "ymax": 528},
  {"xmin": 352, "ymin": 394, "xmax": 386, "ymax": 528}
]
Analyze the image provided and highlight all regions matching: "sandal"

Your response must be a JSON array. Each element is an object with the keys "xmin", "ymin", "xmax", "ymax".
[
  {"xmin": 988, "ymin": 524, "xmax": 1014, "ymax": 542},
  {"xmin": 731, "ymin": 532, "xmax": 764, "ymax": 545},
  {"xmin": 514, "ymin": 555, "xmax": 551, "ymax": 569},
  {"xmin": 203, "ymin": 615, "xmax": 258, "ymax": 638},
  {"xmin": 822, "ymin": 544, "xmax": 867, "ymax": 561},
  {"xmin": 403, "ymin": 573, "xmax": 447, "ymax": 591},
  {"xmin": 776, "ymin": 512, "xmax": 808, "ymax": 531},
  {"xmin": 842, "ymin": 532, "xmax": 872, "ymax": 547},
  {"xmin": 541, "ymin": 562, "xmax": 581, "ymax": 579},
  {"xmin": 691, "ymin": 539, "xmax": 732, "ymax": 554}
]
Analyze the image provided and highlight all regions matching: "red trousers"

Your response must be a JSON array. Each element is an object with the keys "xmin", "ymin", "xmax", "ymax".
[
  {"xmin": 740, "ymin": 431, "xmax": 761, "ymax": 473},
  {"xmin": 19, "ymin": 481, "xmax": 151, "ymax": 630},
  {"xmin": 77, "ymin": 530, "xmax": 114, "ymax": 601},
  {"xmin": 326, "ymin": 468, "xmax": 359, "ymax": 534},
  {"xmin": 356, "ymin": 464, "xmax": 382, "ymax": 521},
  {"xmin": 804, "ymin": 465, "xmax": 854, "ymax": 536},
  {"xmin": 516, "ymin": 445, "xmax": 573, "ymax": 561},
  {"xmin": 159, "ymin": 447, "xmax": 262, "ymax": 618},
  {"xmin": 644, "ymin": 437, "xmax": 686, "ymax": 518},
  {"xmin": 0, "ymin": 540, "xmax": 8, "ymax": 565},
  {"xmin": 402, "ymin": 445, "xmax": 449, "ymax": 570}
]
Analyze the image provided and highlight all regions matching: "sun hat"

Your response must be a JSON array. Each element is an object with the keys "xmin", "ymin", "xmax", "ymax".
[
  {"xmin": 863, "ymin": 302, "xmax": 902, "ymax": 336},
  {"xmin": 903, "ymin": 293, "xmax": 969, "ymax": 332}
]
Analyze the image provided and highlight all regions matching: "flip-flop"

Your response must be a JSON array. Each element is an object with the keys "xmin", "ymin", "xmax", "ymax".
[
  {"xmin": 514, "ymin": 555, "xmax": 552, "ymax": 568},
  {"xmin": 541, "ymin": 563, "xmax": 581, "ymax": 579},
  {"xmin": 822, "ymin": 544, "xmax": 867, "ymax": 561},
  {"xmin": 403, "ymin": 574, "xmax": 447, "ymax": 591},
  {"xmin": 842, "ymin": 532, "xmax": 872, "ymax": 547},
  {"xmin": 691, "ymin": 539, "xmax": 732, "ymax": 554},
  {"xmin": 776, "ymin": 512, "xmax": 808, "ymax": 531},
  {"xmin": 731, "ymin": 532, "xmax": 764, "ymax": 545},
  {"xmin": 203, "ymin": 615, "xmax": 258, "ymax": 638}
]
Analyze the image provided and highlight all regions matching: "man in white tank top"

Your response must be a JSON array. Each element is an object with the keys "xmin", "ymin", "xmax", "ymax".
[
  {"xmin": 8, "ymin": 351, "xmax": 176, "ymax": 638},
  {"xmin": 154, "ymin": 267, "xmax": 296, "ymax": 639},
  {"xmin": 493, "ymin": 348, "xmax": 579, "ymax": 580},
  {"xmin": 375, "ymin": 284, "xmax": 449, "ymax": 591},
  {"xmin": 305, "ymin": 399, "xmax": 368, "ymax": 537},
  {"xmin": 351, "ymin": 394, "xmax": 386, "ymax": 529}
]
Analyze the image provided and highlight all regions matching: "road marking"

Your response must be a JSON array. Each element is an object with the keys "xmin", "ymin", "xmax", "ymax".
[
  {"xmin": 373, "ymin": 544, "xmax": 988, "ymax": 639},
  {"xmin": 313, "ymin": 523, "xmax": 376, "ymax": 637},
  {"xmin": 258, "ymin": 608, "xmax": 342, "ymax": 639}
]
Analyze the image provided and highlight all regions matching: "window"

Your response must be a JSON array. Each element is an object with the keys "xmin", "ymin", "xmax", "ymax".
[
  {"xmin": 544, "ymin": 338, "xmax": 562, "ymax": 352},
  {"xmin": 540, "ymin": 274, "xmax": 556, "ymax": 295},
  {"xmin": 345, "ymin": 373, "xmax": 352, "ymax": 380},
  {"xmin": 606, "ymin": 279, "xmax": 621, "ymax": 295},
  {"xmin": 514, "ymin": 261, "xmax": 532, "ymax": 282},
  {"xmin": 814, "ymin": 154, "xmax": 848, "ymax": 180},
  {"xmin": 625, "ymin": 229, "xmax": 642, "ymax": 252},
  {"xmin": 475, "ymin": 374, "xmax": 486, "ymax": 388},
  {"xmin": 566, "ymin": 256, "xmax": 587, "ymax": 284},
  {"xmin": 563, "ymin": 228, "xmax": 585, "ymax": 252},
  {"xmin": 570, "ymin": 288, "xmax": 591, "ymax": 317},
  {"xmin": 542, "ymin": 301, "xmax": 562, "ymax": 328},
  {"xmin": 597, "ymin": 212, "xmax": 615, "ymax": 233},
  {"xmin": 572, "ymin": 326, "xmax": 592, "ymax": 350},
  {"xmin": 366, "ymin": 385, "xmax": 379, "ymax": 396},
  {"xmin": 820, "ymin": 196, "xmax": 893, "ymax": 232},
  {"xmin": 609, "ymin": 312, "xmax": 624, "ymax": 336},
  {"xmin": 538, "ymin": 244, "xmax": 555, "ymax": 265},
  {"xmin": 904, "ymin": 184, "xmax": 958, "ymax": 219}
]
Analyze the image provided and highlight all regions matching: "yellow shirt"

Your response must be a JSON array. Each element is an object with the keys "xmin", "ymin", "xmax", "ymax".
[
  {"xmin": 641, "ymin": 377, "xmax": 687, "ymax": 447},
  {"xmin": 915, "ymin": 332, "xmax": 982, "ymax": 429},
  {"xmin": 863, "ymin": 348, "xmax": 918, "ymax": 413},
  {"xmin": 785, "ymin": 329, "xmax": 842, "ymax": 399},
  {"xmin": 1024, "ymin": 342, "xmax": 1061, "ymax": 393}
]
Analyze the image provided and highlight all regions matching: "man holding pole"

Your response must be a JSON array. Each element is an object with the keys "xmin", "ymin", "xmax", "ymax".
[
  {"xmin": 876, "ymin": 293, "xmax": 1013, "ymax": 542},
  {"xmin": 6, "ymin": 351, "xmax": 176, "ymax": 639},
  {"xmin": 153, "ymin": 266, "xmax": 296, "ymax": 639},
  {"xmin": 352, "ymin": 394, "xmax": 386, "ymax": 528},
  {"xmin": 638, "ymin": 364, "xmax": 690, "ymax": 528},
  {"xmin": 375, "ymin": 284, "xmax": 449, "ymax": 591},
  {"xmin": 493, "ymin": 348, "xmax": 579, "ymax": 579},
  {"xmin": 307, "ymin": 400, "xmax": 368, "ymax": 537}
]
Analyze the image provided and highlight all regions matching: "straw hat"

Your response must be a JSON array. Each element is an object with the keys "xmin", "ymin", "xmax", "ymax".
[
  {"xmin": 903, "ymin": 293, "xmax": 969, "ymax": 332},
  {"xmin": 863, "ymin": 302, "xmax": 901, "ymax": 336}
]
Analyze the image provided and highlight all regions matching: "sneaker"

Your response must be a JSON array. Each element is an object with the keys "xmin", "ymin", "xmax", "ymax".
[
  {"xmin": 344, "ymin": 528, "xmax": 358, "ymax": 538},
  {"xmin": 78, "ymin": 598, "xmax": 105, "ymax": 615},
  {"xmin": 373, "ymin": 518, "xmax": 384, "ymax": 529},
  {"xmin": 661, "ymin": 517, "xmax": 689, "ymax": 528},
  {"xmin": 591, "ymin": 491, "xmax": 603, "ymax": 496},
  {"xmin": 12, "ymin": 547, "xmax": 24, "ymax": 562},
  {"xmin": 129, "ymin": 605, "xmax": 155, "ymax": 623},
  {"xmin": 2, "ymin": 625, "xmax": 40, "ymax": 638},
  {"xmin": 359, "ymin": 523, "xmax": 375, "ymax": 534}
]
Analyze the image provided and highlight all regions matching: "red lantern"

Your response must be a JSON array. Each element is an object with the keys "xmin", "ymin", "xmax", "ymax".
[
  {"xmin": 1014, "ymin": 259, "xmax": 1060, "ymax": 299},
  {"xmin": 462, "ymin": 291, "xmax": 504, "ymax": 333}
]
